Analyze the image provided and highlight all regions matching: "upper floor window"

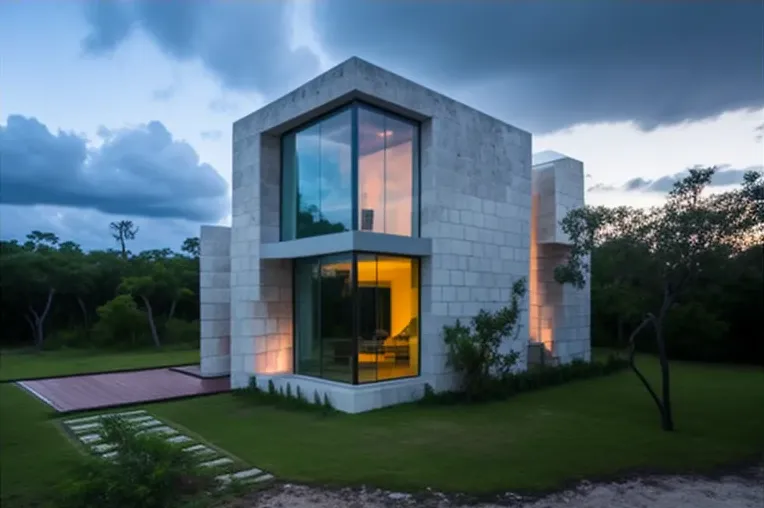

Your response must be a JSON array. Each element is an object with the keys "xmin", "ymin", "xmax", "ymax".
[{"xmin": 281, "ymin": 104, "xmax": 419, "ymax": 241}]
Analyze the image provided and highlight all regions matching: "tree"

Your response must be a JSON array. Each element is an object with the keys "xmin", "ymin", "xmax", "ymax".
[
  {"xmin": 556, "ymin": 167, "xmax": 763, "ymax": 431},
  {"xmin": 25, "ymin": 231, "xmax": 59, "ymax": 251},
  {"xmin": 119, "ymin": 275, "xmax": 162, "ymax": 348},
  {"xmin": 0, "ymin": 249, "xmax": 63, "ymax": 348},
  {"xmin": 181, "ymin": 237, "xmax": 200, "ymax": 258},
  {"xmin": 56, "ymin": 244, "xmax": 96, "ymax": 331},
  {"xmin": 110, "ymin": 220, "xmax": 139, "ymax": 259},
  {"xmin": 119, "ymin": 259, "xmax": 194, "ymax": 348}
]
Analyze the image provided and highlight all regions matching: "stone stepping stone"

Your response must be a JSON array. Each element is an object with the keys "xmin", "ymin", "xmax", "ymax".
[
  {"xmin": 166, "ymin": 434, "xmax": 192, "ymax": 444},
  {"xmin": 92, "ymin": 443, "xmax": 117, "ymax": 453},
  {"xmin": 64, "ymin": 410, "xmax": 147, "ymax": 426},
  {"xmin": 79, "ymin": 433, "xmax": 102, "ymax": 444},
  {"xmin": 182, "ymin": 444, "xmax": 215, "ymax": 455},
  {"xmin": 215, "ymin": 468, "xmax": 263, "ymax": 484},
  {"xmin": 125, "ymin": 415, "xmax": 154, "ymax": 424},
  {"xmin": 63, "ymin": 415, "xmax": 103, "ymax": 425},
  {"xmin": 254, "ymin": 474, "xmax": 274, "ymax": 483},
  {"xmin": 102, "ymin": 451, "xmax": 118, "ymax": 460},
  {"xmin": 134, "ymin": 418, "xmax": 163, "ymax": 429},
  {"xmin": 70, "ymin": 422, "xmax": 101, "ymax": 433},
  {"xmin": 199, "ymin": 457, "xmax": 233, "ymax": 468},
  {"xmin": 110, "ymin": 410, "xmax": 147, "ymax": 418},
  {"xmin": 137, "ymin": 425, "xmax": 176, "ymax": 437}
]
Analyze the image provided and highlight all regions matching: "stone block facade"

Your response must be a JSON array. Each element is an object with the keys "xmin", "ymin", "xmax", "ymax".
[
  {"xmin": 199, "ymin": 225, "xmax": 232, "ymax": 377},
  {"xmin": 529, "ymin": 153, "xmax": 591, "ymax": 364},
  {"xmin": 198, "ymin": 57, "xmax": 590, "ymax": 411}
]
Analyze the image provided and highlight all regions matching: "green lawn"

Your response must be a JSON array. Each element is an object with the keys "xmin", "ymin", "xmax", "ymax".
[
  {"xmin": 0, "ymin": 383, "xmax": 82, "ymax": 507},
  {"xmin": 153, "ymin": 356, "xmax": 764, "ymax": 493},
  {"xmin": 1, "ymin": 355, "xmax": 762, "ymax": 506},
  {"xmin": 0, "ymin": 347, "xmax": 199, "ymax": 381}
]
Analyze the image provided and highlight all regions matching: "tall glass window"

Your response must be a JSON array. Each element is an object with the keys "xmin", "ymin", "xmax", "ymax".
[
  {"xmin": 281, "ymin": 109, "xmax": 353, "ymax": 241},
  {"xmin": 281, "ymin": 103, "xmax": 419, "ymax": 240},
  {"xmin": 357, "ymin": 107, "xmax": 417, "ymax": 237},
  {"xmin": 293, "ymin": 253, "xmax": 420, "ymax": 384}
]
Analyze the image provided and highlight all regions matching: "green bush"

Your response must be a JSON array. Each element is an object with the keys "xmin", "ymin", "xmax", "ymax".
[
  {"xmin": 58, "ymin": 416, "xmax": 215, "ymax": 508},
  {"xmin": 43, "ymin": 328, "xmax": 89, "ymax": 350},
  {"xmin": 420, "ymin": 355, "xmax": 629, "ymax": 405},
  {"xmin": 443, "ymin": 278, "xmax": 527, "ymax": 400},
  {"xmin": 91, "ymin": 295, "xmax": 150, "ymax": 349},
  {"xmin": 163, "ymin": 318, "xmax": 200, "ymax": 345}
]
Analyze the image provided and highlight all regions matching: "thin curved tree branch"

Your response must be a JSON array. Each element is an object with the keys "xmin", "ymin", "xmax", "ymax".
[{"xmin": 628, "ymin": 313, "xmax": 665, "ymax": 415}]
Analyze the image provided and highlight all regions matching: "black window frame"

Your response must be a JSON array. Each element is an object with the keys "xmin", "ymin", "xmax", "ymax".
[
  {"xmin": 279, "ymin": 101, "xmax": 422, "ymax": 242},
  {"xmin": 291, "ymin": 252, "xmax": 422, "ymax": 385}
]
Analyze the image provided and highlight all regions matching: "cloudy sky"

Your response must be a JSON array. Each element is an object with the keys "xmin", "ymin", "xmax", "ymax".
[{"xmin": 1, "ymin": 1, "xmax": 762, "ymax": 252}]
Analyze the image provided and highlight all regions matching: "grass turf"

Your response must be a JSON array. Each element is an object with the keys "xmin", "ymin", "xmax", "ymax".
[
  {"xmin": 151, "ymin": 355, "xmax": 764, "ymax": 494},
  {"xmin": 0, "ymin": 384, "xmax": 81, "ymax": 507},
  {"xmin": 1, "ymin": 354, "xmax": 762, "ymax": 506},
  {"xmin": 0, "ymin": 347, "xmax": 199, "ymax": 381}
]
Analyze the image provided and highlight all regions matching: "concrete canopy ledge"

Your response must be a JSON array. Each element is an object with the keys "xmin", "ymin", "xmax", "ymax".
[{"xmin": 260, "ymin": 231, "xmax": 432, "ymax": 260}]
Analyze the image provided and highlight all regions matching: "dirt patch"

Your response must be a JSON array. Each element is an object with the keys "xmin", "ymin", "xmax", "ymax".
[{"xmin": 222, "ymin": 468, "xmax": 763, "ymax": 507}]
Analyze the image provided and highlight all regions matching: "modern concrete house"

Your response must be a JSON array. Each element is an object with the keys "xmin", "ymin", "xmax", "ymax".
[{"xmin": 199, "ymin": 57, "xmax": 590, "ymax": 413}]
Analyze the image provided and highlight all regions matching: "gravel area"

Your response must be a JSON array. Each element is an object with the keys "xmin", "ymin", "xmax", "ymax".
[{"xmin": 226, "ymin": 467, "xmax": 763, "ymax": 508}]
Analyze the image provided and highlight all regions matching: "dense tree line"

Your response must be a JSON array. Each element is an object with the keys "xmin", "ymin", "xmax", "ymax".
[
  {"xmin": 1, "ymin": 169, "xmax": 761, "ymax": 380},
  {"xmin": 0, "ymin": 220, "xmax": 201, "ymax": 350},
  {"xmin": 558, "ymin": 167, "xmax": 763, "ymax": 430},
  {"xmin": 590, "ymin": 240, "xmax": 762, "ymax": 365}
]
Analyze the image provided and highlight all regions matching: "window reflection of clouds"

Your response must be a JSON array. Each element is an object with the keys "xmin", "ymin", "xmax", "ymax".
[
  {"xmin": 293, "ymin": 109, "xmax": 352, "ymax": 238},
  {"xmin": 282, "ymin": 105, "xmax": 418, "ymax": 240}
]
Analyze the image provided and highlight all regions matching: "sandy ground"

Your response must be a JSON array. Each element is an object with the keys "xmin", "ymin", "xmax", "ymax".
[{"xmin": 227, "ymin": 468, "xmax": 763, "ymax": 508}]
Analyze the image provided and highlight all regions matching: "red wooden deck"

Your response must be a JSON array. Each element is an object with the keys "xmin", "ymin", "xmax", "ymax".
[{"xmin": 17, "ymin": 367, "xmax": 230, "ymax": 413}]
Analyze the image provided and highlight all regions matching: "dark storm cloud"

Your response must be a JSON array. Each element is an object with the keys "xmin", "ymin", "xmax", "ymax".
[
  {"xmin": 80, "ymin": 0, "xmax": 319, "ymax": 96},
  {"xmin": 314, "ymin": 1, "xmax": 764, "ymax": 133},
  {"xmin": 81, "ymin": 0, "xmax": 135, "ymax": 55},
  {"xmin": 0, "ymin": 115, "xmax": 228, "ymax": 222},
  {"xmin": 589, "ymin": 166, "xmax": 762, "ymax": 194}
]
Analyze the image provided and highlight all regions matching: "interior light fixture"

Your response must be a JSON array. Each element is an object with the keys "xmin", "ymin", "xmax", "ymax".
[{"xmin": 376, "ymin": 130, "xmax": 394, "ymax": 138}]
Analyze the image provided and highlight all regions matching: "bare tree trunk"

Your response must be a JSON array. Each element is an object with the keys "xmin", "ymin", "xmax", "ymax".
[
  {"xmin": 168, "ymin": 299, "xmax": 178, "ymax": 322},
  {"xmin": 27, "ymin": 288, "xmax": 56, "ymax": 349},
  {"xmin": 77, "ymin": 296, "xmax": 89, "ymax": 331},
  {"xmin": 627, "ymin": 315, "xmax": 665, "ymax": 414},
  {"xmin": 141, "ymin": 295, "xmax": 161, "ymax": 348},
  {"xmin": 654, "ymin": 303, "xmax": 674, "ymax": 431},
  {"xmin": 119, "ymin": 237, "xmax": 127, "ymax": 259},
  {"xmin": 627, "ymin": 288, "xmax": 675, "ymax": 432}
]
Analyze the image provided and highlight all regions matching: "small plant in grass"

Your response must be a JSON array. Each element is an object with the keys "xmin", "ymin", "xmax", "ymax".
[
  {"xmin": 238, "ymin": 377, "xmax": 336, "ymax": 414},
  {"xmin": 58, "ymin": 416, "xmax": 215, "ymax": 508},
  {"xmin": 443, "ymin": 278, "xmax": 526, "ymax": 401}
]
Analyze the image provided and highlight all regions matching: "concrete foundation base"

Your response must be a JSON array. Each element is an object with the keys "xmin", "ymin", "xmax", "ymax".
[{"xmin": 252, "ymin": 374, "xmax": 426, "ymax": 414}]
